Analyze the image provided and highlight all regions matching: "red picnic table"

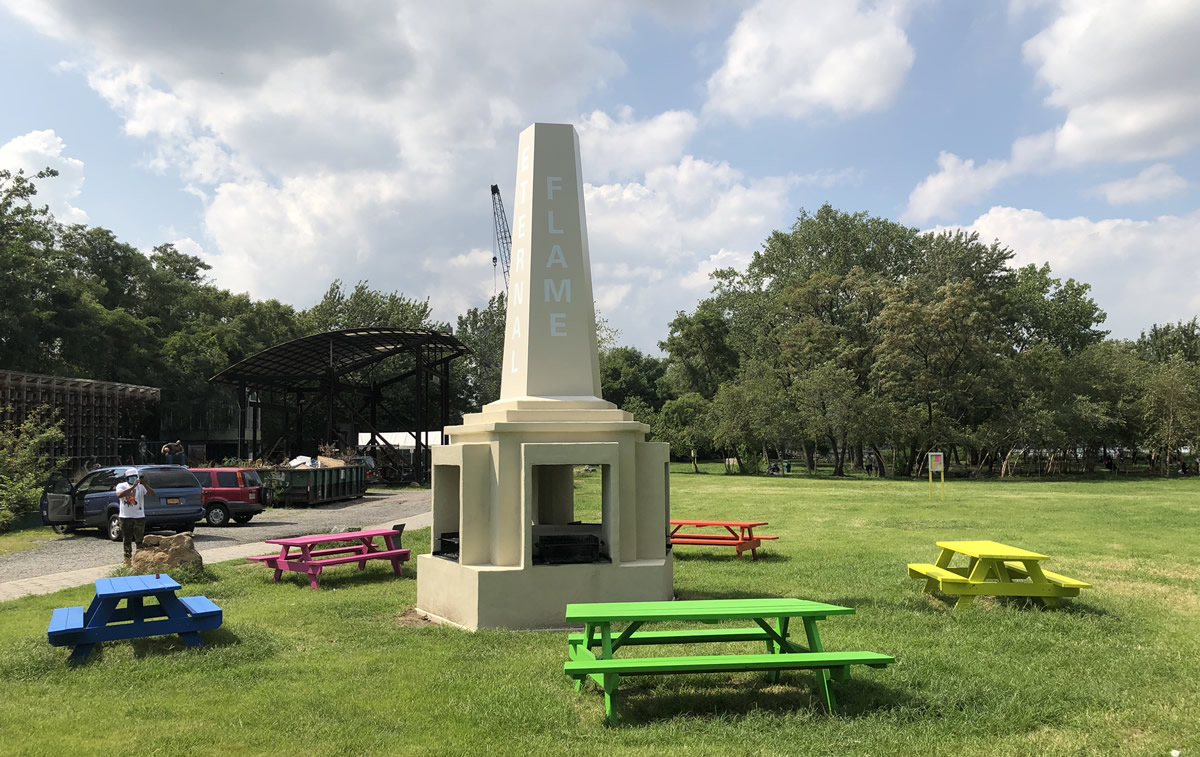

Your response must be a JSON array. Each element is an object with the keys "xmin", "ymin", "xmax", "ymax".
[
  {"xmin": 669, "ymin": 519, "xmax": 779, "ymax": 561},
  {"xmin": 248, "ymin": 528, "xmax": 410, "ymax": 589}
]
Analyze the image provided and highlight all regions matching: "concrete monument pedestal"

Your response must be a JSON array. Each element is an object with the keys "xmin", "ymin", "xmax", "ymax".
[{"xmin": 416, "ymin": 123, "xmax": 672, "ymax": 629}]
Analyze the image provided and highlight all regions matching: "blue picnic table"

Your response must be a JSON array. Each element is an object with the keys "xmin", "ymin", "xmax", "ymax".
[{"xmin": 47, "ymin": 574, "xmax": 223, "ymax": 662}]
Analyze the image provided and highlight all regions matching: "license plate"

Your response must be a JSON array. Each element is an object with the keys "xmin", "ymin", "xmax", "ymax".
[{"xmin": 167, "ymin": 498, "xmax": 180, "ymax": 504}]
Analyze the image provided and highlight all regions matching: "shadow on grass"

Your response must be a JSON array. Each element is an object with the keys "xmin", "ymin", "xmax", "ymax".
[
  {"xmin": 127, "ymin": 626, "xmax": 243, "ymax": 659},
  {"xmin": 671, "ymin": 551, "xmax": 789, "ymax": 564},
  {"xmin": 823, "ymin": 594, "xmax": 954, "ymax": 615},
  {"xmin": 264, "ymin": 566, "xmax": 412, "ymax": 591},
  {"xmin": 990, "ymin": 595, "xmax": 1114, "ymax": 616},
  {"xmin": 851, "ymin": 591, "xmax": 1115, "ymax": 617},
  {"xmin": 608, "ymin": 674, "xmax": 916, "ymax": 726},
  {"xmin": 673, "ymin": 588, "xmax": 785, "ymax": 600}
]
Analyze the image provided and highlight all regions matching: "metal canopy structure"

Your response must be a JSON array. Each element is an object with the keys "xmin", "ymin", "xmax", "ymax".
[
  {"xmin": 0, "ymin": 370, "xmax": 159, "ymax": 466},
  {"xmin": 209, "ymin": 328, "xmax": 468, "ymax": 481}
]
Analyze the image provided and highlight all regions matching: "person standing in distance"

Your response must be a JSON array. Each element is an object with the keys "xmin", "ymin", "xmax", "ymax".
[{"xmin": 114, "ymin": 468, "xmax": 156, "ymax": 568}]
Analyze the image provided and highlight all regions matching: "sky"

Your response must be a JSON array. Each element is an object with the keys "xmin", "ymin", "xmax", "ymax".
[{"xmin": 2, "ymin": 0, "xmax": 1199, "ymax": 353}]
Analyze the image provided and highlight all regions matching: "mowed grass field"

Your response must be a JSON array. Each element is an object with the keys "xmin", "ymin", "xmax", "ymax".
[{"xmin": 1, "ymin": 465, "xmax": 1198, "ymax": 756}]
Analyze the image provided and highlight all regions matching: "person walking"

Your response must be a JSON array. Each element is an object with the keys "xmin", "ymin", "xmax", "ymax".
[{"xmin": 114, "ymin": 467, "xmax": 156, "ymax": 568}]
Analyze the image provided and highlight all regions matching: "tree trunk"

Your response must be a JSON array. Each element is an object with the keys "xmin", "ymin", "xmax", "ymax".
[
  {"xmin": 870, "ymin": 443, "xmax": 887, "ymax": 478},
  {"xmin": 1001, "ymin": 447, "xmax": 1022, "ymax": 478},
  {"xmin": 829, "ymin": 434, "xmax": 843, "ymax": 476},
  {"xmin": 832, "ymin": 434, "xmax": 849, "ymax": 476},
  {"xmin": 852, "ymin": 443, "xmax": 863, "ymax": 471},
  {"xmin": 690, "ymin": 448, "xmax": 699, "ymax": 474},
  {"xmin": 803, "ymin": 440, "xmax": 816, "ymax": 473}
]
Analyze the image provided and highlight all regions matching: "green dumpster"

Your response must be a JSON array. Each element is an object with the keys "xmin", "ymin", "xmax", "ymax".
[{"xmin": 260, "ymin": 464, "xmax": 368, "ymax": 507}]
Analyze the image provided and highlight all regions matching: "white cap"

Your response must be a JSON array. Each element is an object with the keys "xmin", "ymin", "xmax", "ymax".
[{"xmin": 124, "ymin": 468, "xmax": 139, "ymax": 477}]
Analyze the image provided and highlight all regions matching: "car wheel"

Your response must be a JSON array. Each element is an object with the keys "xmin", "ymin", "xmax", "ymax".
[
  {"xmin": 51, "ymin": 525, "xmax": 74, "ymax": 535},
  {"xmin": 205, "ymin": 504, "xmax": 230, "ymax": 526},
  {"xmin": 232, "ymin": 514, "xmax": 254, "ymax": 524},
  {"xmin": 107, "ymin": 514, "xmax": 122, "ymax": 542}
]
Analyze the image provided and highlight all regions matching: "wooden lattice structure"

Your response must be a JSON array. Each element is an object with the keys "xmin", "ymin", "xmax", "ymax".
[{"xmin": 0, "ymin": 370, "xmax": 160, "ymax": 466}]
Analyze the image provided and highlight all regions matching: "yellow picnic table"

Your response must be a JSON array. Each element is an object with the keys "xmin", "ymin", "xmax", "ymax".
[{"xmin": 908, "ymin": 540, "xmax": 1091, "ymax": 609}]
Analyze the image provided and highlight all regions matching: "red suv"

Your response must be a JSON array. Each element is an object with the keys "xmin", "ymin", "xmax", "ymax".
[{"xmin": 190, "ymin": 468, "xmax": 265, "ymax": 526}]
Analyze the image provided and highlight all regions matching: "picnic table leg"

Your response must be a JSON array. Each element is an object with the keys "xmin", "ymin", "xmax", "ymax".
[
  {"xmin": 71, "ymin": 597, "xmax": 119, "ymax": 663},
  {"xmin": 572, "ymin": 623, "xmax": 596, "ymax": 692},
  {"xmin": 600, "ymin": 622, "xmax": 621, "ymax": 720},
  {"xmin": 955, "ymin": 557, "xmax": 995, "ymax": 610},
  {"xmin": 273, "ymin": 545, "xmax": 291, "ymax": 582},
  {"xmin": 158, "ymin": 592, "xmax": 207, "ymax": 649},
  {"xmin": 308, "ymin": 566, "xmax": 322, "ymax": 590},
  {"xmin": 179, "ymin": 631, "xmax": 204, "ymax": 648},
  {"xmin": 602, "ymin": 673, "xmax": 619, "ymax": 724},
  {"xmin": 1021, "ymin": 561, "xmax": 1062, "ymax": 608},
  {"xmin": 382, "ymin": 533, "xmax": 404, "ymax": 576},
  {"xmin": 802, "ymin": 618, "xmax": 837, "ymax": 714},
  {"xmin": 767, "ymin": 616, "xmax": 790, "ymax": 683},
  {"xmin": 128, "ymin": 596, "xmax": 143, "ymax": 624},
  {"xmin": 356, "ymin": 537, "xmax": 375, "ymax": 570},
  {"xmin": 927, "ymin": 548, "xmax": 956, "ymax": 593}
]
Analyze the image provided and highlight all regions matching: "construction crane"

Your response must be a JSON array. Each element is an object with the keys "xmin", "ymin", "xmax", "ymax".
[{"xmin": 491, "ymin": 184, "xmax": 513, "ymax": 293}]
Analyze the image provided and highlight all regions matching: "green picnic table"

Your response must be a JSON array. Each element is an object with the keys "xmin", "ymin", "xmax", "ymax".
[{"xmin": 563, "ymin": 598, "xmax": 894, "ymax": 723}]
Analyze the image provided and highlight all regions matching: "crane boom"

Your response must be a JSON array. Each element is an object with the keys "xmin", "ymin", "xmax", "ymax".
[{"xmin": 491, "ymin": 184, "xmax": 513, "ymax": 292}]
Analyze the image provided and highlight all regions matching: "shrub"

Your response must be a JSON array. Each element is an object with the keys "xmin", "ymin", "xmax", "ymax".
[{"xmin": 0, "ymin": 406, "xmax": 65, "ymax": 532}]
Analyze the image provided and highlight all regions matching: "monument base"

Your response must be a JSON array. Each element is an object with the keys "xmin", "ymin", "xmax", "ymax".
[{"xmin": 415, "ymin": 553, "xmax": 673, "ymax": 630}]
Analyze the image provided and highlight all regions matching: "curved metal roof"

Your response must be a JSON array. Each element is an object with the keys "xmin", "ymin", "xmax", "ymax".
[{"xmin": 209, "ymin": 328, "xmax": 468, "ymax": 392}]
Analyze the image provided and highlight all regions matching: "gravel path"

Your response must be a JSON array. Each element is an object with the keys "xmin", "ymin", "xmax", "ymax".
[{"xmin": 0, "ymin": 490, "xmax": 430, "ymax": 583}]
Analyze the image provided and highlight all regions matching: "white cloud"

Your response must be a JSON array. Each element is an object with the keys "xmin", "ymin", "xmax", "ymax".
[
  {"xmin": 0, "ymin": 1, "xmax": 798, "ymax": 350},
  {"xmin": 681, "ymin": 249, "xmax": 753, "ymax": 290},
  {"xmin": 905, "ymin": 0, "xmax": 1200, "ymax": 221},
  {"xmin": 575, "ymin": 107, "xmax": 698, "ymax": 182},
  {"xmin": 705, "ymin": 0, "xmax": 915, "ymax": 122},
  {"xmin": 1094, "ymin": 163, "xmax": 1187, "ymax": 205},
  {"xmin": 1024, "ymin": 0, "xmax": 1200, "ymax": 164},
  {"xmin": 0, "ymin": 130, "xmax": 88, "ymax": 224},
  {"xmin": 583, "ymin": 156, "xmax": 795, "ymax": 346},
  {"xmin": 938, "ymin": 205, "xmax": 1200, "ymax": 336},
  {"xmin": 438, "ymin": 249, "xmax": 495, "ymax": 271},
  {"xmin": 902, "ymin": 133, "xmax": 1054, "ymax": 223}
]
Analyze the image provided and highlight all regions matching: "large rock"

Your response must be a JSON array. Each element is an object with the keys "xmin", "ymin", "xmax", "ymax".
[{"xmin": 131, "ymin": 532, "xmax": 203, "ymax": 574}]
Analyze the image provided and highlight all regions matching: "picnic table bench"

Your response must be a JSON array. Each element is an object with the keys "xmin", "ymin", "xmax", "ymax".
[
  {"xmin": 669, "ymin": 519, "xmax": 778, "ymax": 560},
  {"xmin": 908, "ymin": 540, "xmax": 1092, "ymax": 609},
  {"xmin": 564, "ymin": 598, "xmax": 894, "ymax": 723},
  {"xmin": 47, "ymin": 574, "xmax": 222, "ymax": 662},
  {"xmin": 248, "ymin": 528, "xmax": 409, "ymax": 589}
]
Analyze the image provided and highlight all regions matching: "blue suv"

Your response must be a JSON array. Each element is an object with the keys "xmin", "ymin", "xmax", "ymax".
[{"xmin": 41, "ymin": 465, "xmax": 205, "ymax": 541}]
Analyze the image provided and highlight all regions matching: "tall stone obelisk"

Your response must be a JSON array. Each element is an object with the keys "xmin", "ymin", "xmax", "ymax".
[
  {"xmin": 415, "ymin": 123, "xmax": 673, "ymax": 630},
  {"xmin": 498, "ymin": 124, "xmax": 605, "ymax": 404}
]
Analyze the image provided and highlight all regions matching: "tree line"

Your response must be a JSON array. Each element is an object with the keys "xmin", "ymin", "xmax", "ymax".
[
  {"xmin": 611, "ymin": 205, "xmax": 1200, "ymax": 478},
  {"xmin": 5, "ymin": 169, "xmax": 1199, "ymax": 480}
]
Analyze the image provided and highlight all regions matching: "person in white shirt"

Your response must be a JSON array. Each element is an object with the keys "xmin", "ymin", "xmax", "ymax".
[{"xmin": 114, "ymin": 468, "xmax": 157, "ymax": 567}]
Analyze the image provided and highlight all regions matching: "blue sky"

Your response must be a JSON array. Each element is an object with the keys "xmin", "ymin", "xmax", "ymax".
[{"xmin": 2, "ymin": 0, "xmax": 1199, "ymax": 352}]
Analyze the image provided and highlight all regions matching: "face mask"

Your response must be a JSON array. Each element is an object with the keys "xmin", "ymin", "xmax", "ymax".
[{"xmin": 127, "ymin": 477, "xmax": 139, "ymax": 484}]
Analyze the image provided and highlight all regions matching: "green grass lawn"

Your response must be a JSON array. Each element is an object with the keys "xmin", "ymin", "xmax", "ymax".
[
  {"xmin": 2, "ymin": 466, "xmax": 1198, "ymax": 755},
  {"xmin": 0, "ymin": 527, "xmax": 61, "ymax": 557}
]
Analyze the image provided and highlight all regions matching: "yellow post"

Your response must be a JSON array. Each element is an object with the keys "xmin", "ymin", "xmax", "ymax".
[
  {"xmin": 929, "ymin": 468, "xmax": 933, "ymax": 499},
  {"xmin": 940, "ymin": 470, "xmax": 945, "ymax": 500}
]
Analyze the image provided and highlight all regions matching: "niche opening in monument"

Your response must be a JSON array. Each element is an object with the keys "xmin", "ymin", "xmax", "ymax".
[{"xmin": 531, "ymin": 463, "xmax": 610, "ymax": 565}]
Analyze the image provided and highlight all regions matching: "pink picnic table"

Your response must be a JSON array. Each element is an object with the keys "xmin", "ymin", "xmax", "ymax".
[{"xmin": 248, "ymin": 529, "xmax": 410, "ymax": 589}]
